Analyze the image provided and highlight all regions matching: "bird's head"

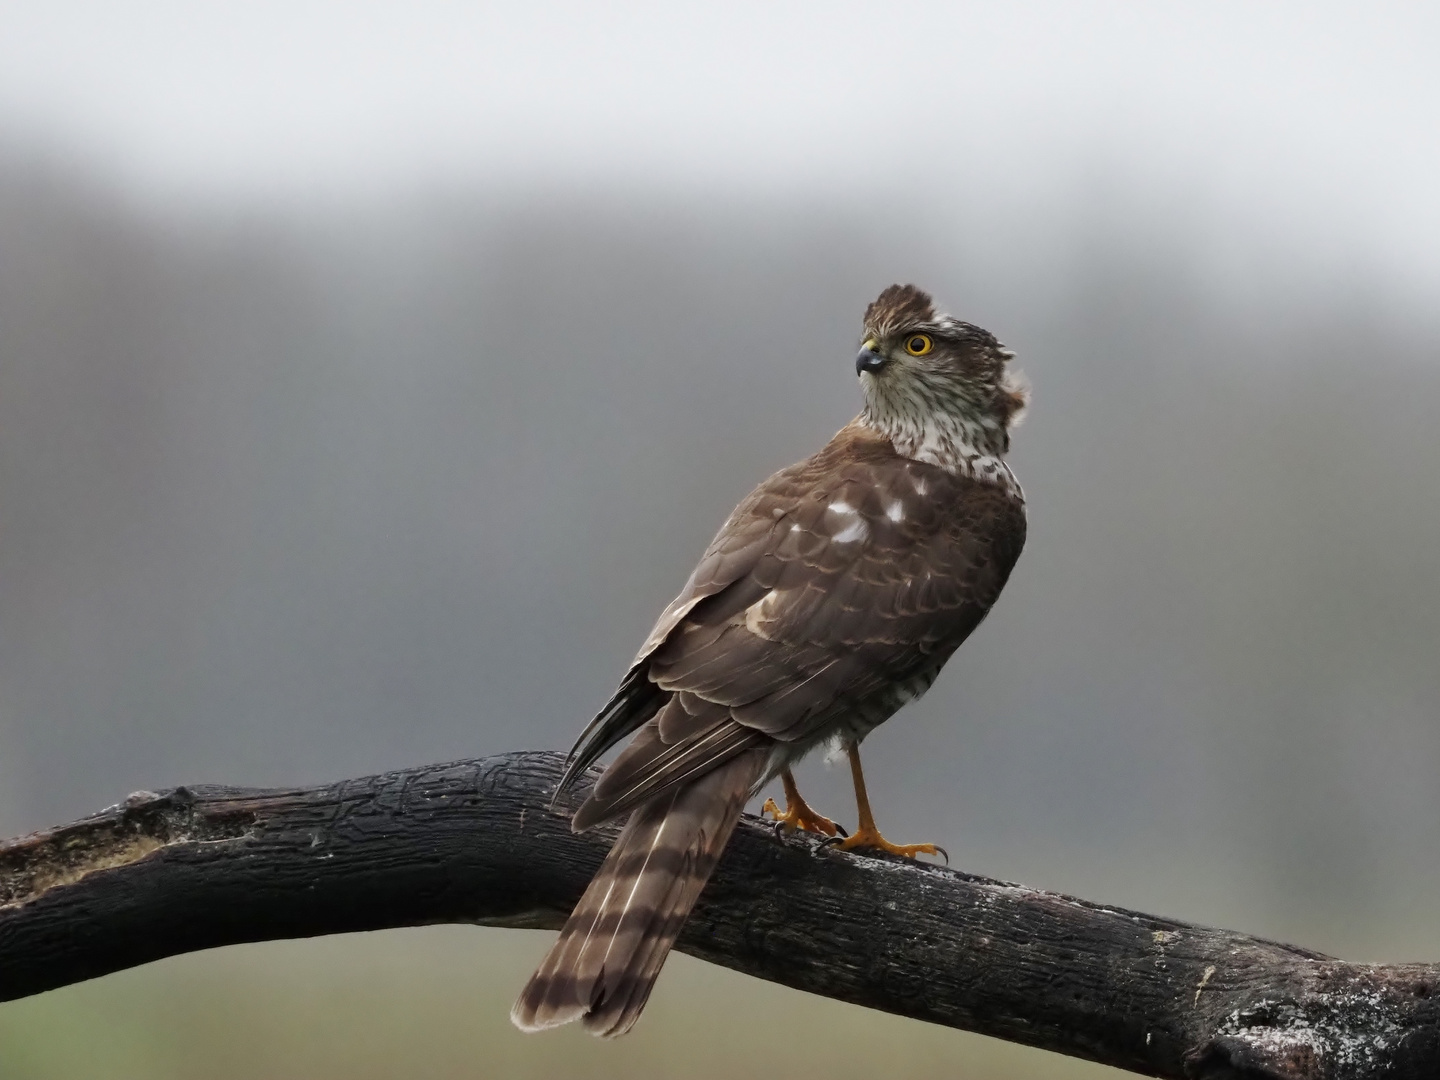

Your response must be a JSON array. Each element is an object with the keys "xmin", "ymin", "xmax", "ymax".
[{"xmin": 855, "ymin": 284, "xmax": 1028, "ymax": 465}]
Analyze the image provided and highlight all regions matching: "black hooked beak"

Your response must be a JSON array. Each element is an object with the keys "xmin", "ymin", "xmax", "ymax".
[{"xmin": 856, "ymin": 346, "xmax": 888, "ymax": 376}]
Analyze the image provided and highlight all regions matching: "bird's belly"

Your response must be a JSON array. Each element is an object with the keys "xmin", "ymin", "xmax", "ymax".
[
  {"xmin": 840, "ymin": 663, "xmax": 944, "ymax": 740},
  {"xmin": 760, "ymin": 663, "xmax": 944, "ymax": 783}
]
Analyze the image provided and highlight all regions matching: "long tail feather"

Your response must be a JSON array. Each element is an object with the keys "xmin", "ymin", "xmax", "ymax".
[{"xmin": 511, "ymin": 749, "xmax": 765, "ymax": 1037}]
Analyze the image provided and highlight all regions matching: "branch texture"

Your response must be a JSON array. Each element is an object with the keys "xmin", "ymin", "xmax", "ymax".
[{"xmin": 0, "ymin": 751, "xmax": 1434, "ymax": 1079}]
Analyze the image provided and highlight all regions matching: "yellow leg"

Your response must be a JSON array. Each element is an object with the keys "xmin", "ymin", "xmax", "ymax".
[
  {"xmin": 829, "ymin": 743, "xmax": 947, "ymax": 862},
  {"xmin": 761, "ymin": 769, "xmax": 844, "ymax": 837}
]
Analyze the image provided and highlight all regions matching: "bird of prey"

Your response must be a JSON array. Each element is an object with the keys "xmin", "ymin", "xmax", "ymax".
[{"xmin": 512, "ymin": 283, "xmax": 1029, "ymax": 1037}]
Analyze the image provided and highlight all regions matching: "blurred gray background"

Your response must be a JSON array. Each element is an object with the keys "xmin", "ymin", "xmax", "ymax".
[{"xmin": 0, "ymin": 3, "xmax": 1438, "ymax": 1078}]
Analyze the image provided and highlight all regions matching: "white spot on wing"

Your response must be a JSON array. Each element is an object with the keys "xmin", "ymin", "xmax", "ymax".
[
  {"xmin": 885, "ymin": 500, "xmax": 905, "ymax": 522},
  {"xmin": 912, "ymin": 476, "xmax": 929, "ymax": 495},
  {"xmin": 827, "ymin": 499, "xmax": 857, "ymax": 515},
  {"xmin": 833, "ymin": 518, "xmax": 869, "ymax": 544},
  {"xmin": 744, "ymin": 589, "xmax": 780, "ymax": 636}
]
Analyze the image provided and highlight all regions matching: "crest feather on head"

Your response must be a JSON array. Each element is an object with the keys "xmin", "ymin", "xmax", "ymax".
[{"xmin": 864, "ymin": 284, "xmax": 935, "ymax": 333}]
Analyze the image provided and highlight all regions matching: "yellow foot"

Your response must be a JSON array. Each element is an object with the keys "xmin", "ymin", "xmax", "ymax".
[
  {"xmin": 826, "ymin": 826, "xmax": 948, "ymax": 863},
  {"xmin": 761, "ymin": 796, "xmax": 844, "ymax": 838}
]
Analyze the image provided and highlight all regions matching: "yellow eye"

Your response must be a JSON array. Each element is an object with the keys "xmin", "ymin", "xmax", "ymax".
[{"xmin": 904, "ymin": 334, "xmax": 933, "ymax": 356}]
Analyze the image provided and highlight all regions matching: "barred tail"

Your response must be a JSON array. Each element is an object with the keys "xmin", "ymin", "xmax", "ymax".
[{"xmin": 511, "ymin": 749, "xmax": 766, "ymax": 1037}]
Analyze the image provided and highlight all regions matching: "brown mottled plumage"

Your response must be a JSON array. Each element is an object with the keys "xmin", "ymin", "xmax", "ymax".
[{"xmin": 512, "ymin": 284, "xmax": 1029, "ymax": 1037}]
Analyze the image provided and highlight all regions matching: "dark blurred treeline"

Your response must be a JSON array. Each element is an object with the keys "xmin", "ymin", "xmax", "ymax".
[{"xmin": 1, "ymin": 151, "xmax": 1438, "ymax": 968}]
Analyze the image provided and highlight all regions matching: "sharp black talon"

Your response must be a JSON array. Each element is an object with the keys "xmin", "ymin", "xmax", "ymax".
[
  {"xmin": 771, "ymin": 820, "xmax": 787, "ymax": 839},
  {"xmin": 933, "ymin": 845, "xmax": 949, "ymax": 865},
  {"xmin": 819, "ymin": 835, "xmax": 845, "ymax": 849},
  {"xmin": 833, "ymin": 822, "xmax": 849, "ymax": 838}
]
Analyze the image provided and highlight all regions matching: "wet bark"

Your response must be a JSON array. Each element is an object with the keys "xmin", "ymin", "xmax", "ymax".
[{"xmin": 0, "ymin": 751, "xmax": 1434, "ymax": 1079}]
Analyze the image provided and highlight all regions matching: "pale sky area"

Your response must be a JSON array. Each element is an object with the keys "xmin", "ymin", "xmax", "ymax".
[{"xmin": 1, "ymin": 1, "xmax": 1438, "ymax": 292}]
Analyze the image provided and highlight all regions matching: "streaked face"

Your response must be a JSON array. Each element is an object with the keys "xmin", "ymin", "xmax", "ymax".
[
  {"xmin": 854, "ymin": 285, "xmax": 1027, "ymax": 441},
  {"xmin": 856, "ymin": 318, "xmax": 1007, "ymax": 419}
]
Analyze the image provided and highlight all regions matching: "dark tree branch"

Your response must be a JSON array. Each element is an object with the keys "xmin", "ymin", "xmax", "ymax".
[{"xmin": 0, "ymin": 752, "xmax": 1434, "ymax": 1078}]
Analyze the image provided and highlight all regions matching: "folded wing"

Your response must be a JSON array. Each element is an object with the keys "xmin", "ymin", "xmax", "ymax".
[{"xmin": 565, "ymin": 425, "xmax": 1026, "ymax": 830}]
